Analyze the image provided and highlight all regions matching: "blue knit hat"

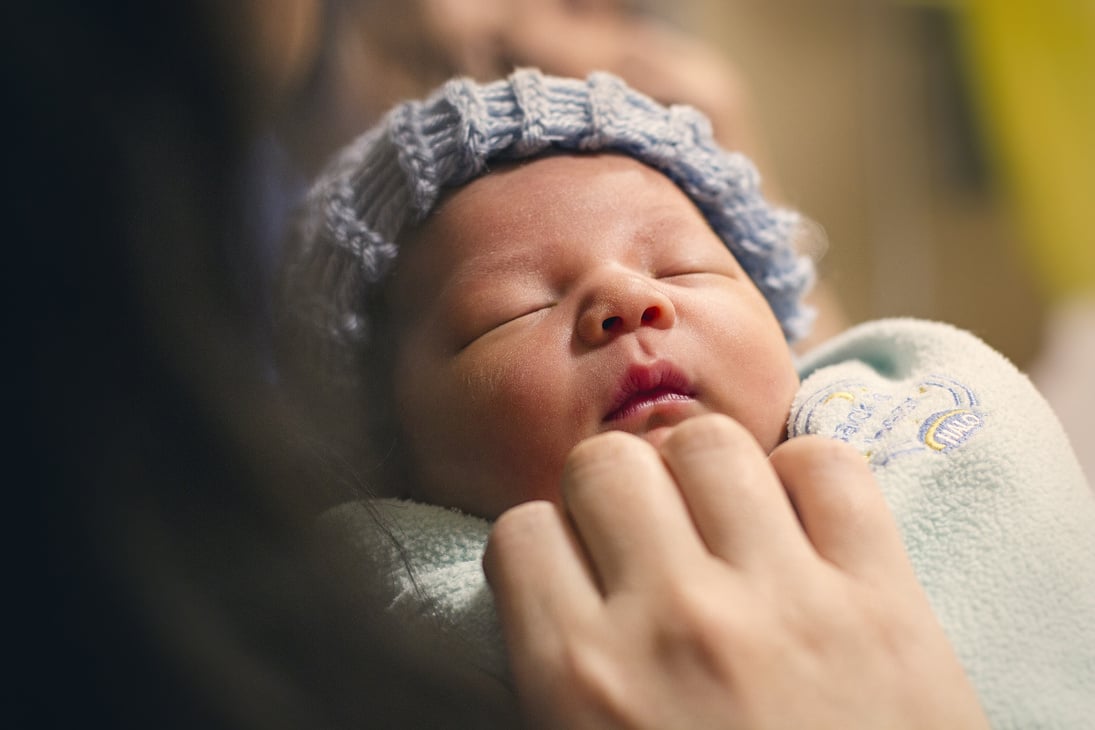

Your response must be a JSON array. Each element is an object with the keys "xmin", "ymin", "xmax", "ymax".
[{"xmin": 282, "ymin": 68, "xmax": 816, "ymax": 389}]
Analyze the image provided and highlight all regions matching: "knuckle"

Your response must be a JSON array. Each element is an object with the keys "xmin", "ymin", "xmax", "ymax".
[
  {"xmin": 562, "ymin": 431, "xmax": 654, "ymax": 498},
  {"xmin": 770, "ymin": 436, "xmax": 876, "ymax": 506},
  {"xmin": 663, "ymin": 413, "xmax": 754, "ymax": 454},
  {"xmin": 773, "ymin": 434, "xmax": 868, "ymax": 473},
  {"xmin": 567, "ymin": 430, "xmax": 648, "ymax": 468},
  {"xmin": 491, "ymin": 499, "xmax": 556, "ymax": 540},
  {"xmin": 485, "ymin": 501, "xmax": 556, "ymax": 564}
]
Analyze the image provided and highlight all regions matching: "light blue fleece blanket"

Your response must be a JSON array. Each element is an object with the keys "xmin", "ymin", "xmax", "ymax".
[{"xmin": 316, "ymin": 319, "xmax": 1095, "ymax": 728}]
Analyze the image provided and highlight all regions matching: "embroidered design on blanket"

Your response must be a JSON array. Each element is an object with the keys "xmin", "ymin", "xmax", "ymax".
[{"xmin": 789, "ymin": 374, "xmax": 984, "ymax": 467}]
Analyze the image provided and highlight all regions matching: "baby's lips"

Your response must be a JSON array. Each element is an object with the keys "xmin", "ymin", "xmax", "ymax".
[
  {"xmin": 605, "ymin": 387, "xmax": 695, "ymax": 423},
  {"xmin": 602, "ymin": 361, "xmax": 694, "ymax": 422}
]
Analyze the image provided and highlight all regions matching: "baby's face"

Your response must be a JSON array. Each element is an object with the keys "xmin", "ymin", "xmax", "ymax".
[{"xmin": 386, "ymin": 154, "xmax": 799, "ymax": 519}]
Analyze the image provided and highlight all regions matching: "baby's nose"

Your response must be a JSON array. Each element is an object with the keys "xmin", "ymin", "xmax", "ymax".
[{"xmin": 577, "ymin": 273, "xmax": 676, "ymax": 346}]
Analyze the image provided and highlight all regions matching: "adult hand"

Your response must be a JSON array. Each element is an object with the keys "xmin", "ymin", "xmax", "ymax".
[{"xmin": 483, "ymin": 414, "xmax": 989, "ymax": 729}]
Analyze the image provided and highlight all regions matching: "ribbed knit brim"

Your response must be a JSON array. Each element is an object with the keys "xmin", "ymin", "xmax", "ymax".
[{"xmin": 281, "ymin": 68, "xmax": 816, "ymax": 390}]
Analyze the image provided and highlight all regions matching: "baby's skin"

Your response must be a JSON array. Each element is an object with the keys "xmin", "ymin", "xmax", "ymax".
[{"xmin": 385, "ymin": 153, "xmax": 800, "ymax": 519}]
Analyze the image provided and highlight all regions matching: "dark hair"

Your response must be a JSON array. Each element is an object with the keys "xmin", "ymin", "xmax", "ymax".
[{"xmin": 10, "ymin": 3, "xmax": 503, "ymax": 726}]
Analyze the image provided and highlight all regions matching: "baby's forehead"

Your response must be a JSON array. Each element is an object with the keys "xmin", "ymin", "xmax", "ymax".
[
  {"xmin": 412, "ymin": 152, "xmax": 711, "ymax": 251},
  {"xmin": 389, "ymin": 154, "xmax": 727, "ymax": 306}
]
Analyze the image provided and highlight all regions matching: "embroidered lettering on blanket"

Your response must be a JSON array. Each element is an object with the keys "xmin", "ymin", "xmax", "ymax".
[{"xmin": 789, "ymin": 374, "xmax": 984, "ymax": 467}]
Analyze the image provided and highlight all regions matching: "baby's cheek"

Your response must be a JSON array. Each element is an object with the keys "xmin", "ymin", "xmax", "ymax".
[
  {"xmin": 747, "ymin": 357, "xmax": 800, "ymax": 452},
  {"xmin": 458, "ymin": 349, "xmax": 578, "ymax": 497},
  {"xmin": 467, "ymin": 362, "xmax": 571, "ymax": 455},
  {"xmin": 459, "ymin": 336, "xmax": 562, "ymax": 417}
]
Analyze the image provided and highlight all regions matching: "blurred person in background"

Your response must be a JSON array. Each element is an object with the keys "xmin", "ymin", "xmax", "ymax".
[
  {"xmin": 9, "ymin": 2, "xmax": 504, "ymax": 726},
  {"xmin": 306, "ymin": 0, "xmax": 771, "ymax": 161}
]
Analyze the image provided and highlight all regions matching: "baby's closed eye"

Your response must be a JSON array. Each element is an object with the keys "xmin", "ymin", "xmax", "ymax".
[
  {"xmin": 650, "ymin": 245, "xmax": 743, "ymax": 283},
  {"xmin": 654, "ymin": 264, "xmax": 740, "ymax": 286},
  {"xmin": 455, "ymin": 300, "xmax": 555, "ymax": 351}
]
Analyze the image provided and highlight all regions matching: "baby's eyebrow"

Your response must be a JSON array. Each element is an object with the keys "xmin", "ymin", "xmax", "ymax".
[{"xmin": 459, "ymin": 246, "xmax": 543, "ymax": 280}]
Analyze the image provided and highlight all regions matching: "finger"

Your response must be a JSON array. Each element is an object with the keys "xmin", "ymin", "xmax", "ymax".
[
  {"xmin": 561, "ymin": 430, "xmax": 706, "ymax": 593},
  {"xmin": 658, "ymin": 414, "xmax": 810, "ymax": 569},
  {"xmin": 770, "ymin": 436, "xmax": 915, "ymax": 581},
  {"xmin": 484, "ymin": 501, "xmax": 602, "ymax": 665}
]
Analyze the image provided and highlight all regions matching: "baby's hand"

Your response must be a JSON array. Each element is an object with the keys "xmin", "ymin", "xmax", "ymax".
[{"xmin": 484, "ymin": 414, "xmax": 988, "ymax": 729}]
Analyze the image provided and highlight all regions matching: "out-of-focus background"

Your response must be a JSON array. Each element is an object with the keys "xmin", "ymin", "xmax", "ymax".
[
  {"xmin": 276, "ymin": 0, "xmax": 1091, "ymax": 476},
  {"xmin": 675, "ymin": 0, "xmax": 1095, "ymax": 480}
]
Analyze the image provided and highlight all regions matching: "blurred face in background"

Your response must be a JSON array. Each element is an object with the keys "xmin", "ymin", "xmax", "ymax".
[{"xmin": 202, "ymin": 0, "xmax": 326, "ymax": 120}]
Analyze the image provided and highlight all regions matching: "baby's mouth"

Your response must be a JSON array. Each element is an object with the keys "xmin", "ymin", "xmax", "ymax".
[
  {"xmin": 605, "ymin": 387, "xmax": 695, "ymax": 422},
  {"xmin": 603, "ymin": 364, "xmax": 696, "ymax": 423}
]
